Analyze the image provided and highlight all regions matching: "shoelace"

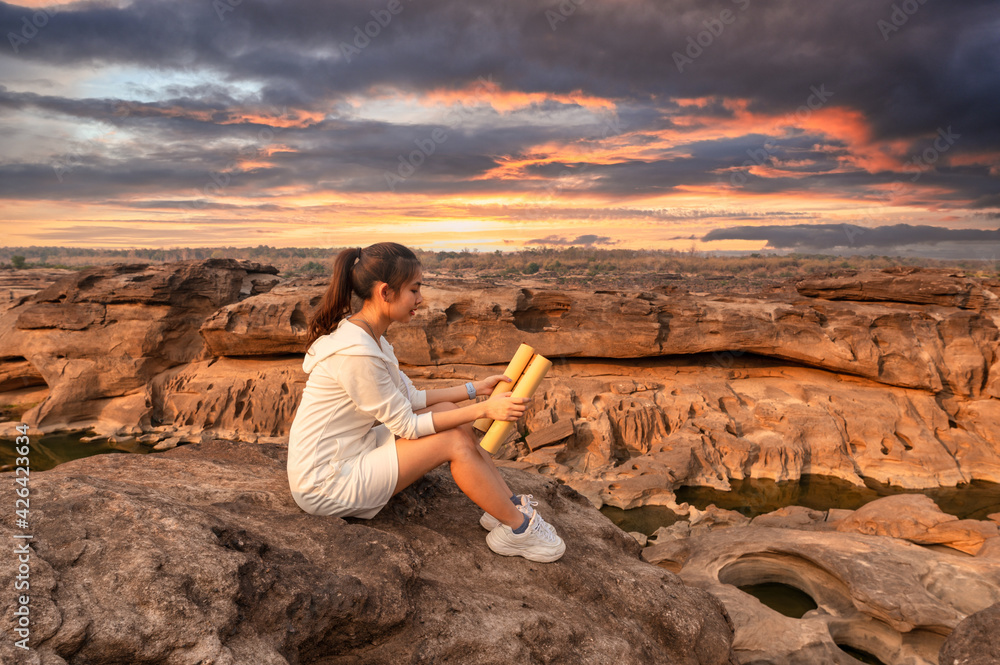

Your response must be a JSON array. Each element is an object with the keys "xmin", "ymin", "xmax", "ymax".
[
  {"xmin": 527, "ymin": 511, "xmax": 560, "ymax": 544},
  {"xmin": 518, "ymin": 495, "xmax": 557, "ymax": 536}
]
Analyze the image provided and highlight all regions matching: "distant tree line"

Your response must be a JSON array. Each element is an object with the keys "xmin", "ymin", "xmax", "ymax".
[{"xmin": 0, "ymin": 245, "xmax": 996, "ymax": 284}]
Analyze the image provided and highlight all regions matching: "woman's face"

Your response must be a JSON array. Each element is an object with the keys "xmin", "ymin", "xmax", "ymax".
[{"xmin": 385, "ymin": 271, "xmax": 423, "ymax": 322}]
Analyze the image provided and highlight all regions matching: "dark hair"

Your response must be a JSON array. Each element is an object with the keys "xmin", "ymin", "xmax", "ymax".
[{"xmin": 305, "ymin": 242, "xmax": 421, "ymax": 345}]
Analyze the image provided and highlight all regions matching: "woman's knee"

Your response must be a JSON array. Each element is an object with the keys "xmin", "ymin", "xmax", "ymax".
[{"xmin": 445, "ymin": 426, "xmax": 479, "ymax": 458}]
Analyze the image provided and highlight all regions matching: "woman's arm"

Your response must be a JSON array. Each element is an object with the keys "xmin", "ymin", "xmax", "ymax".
[
  {"xmin": 430, "ymin": 400, "xmax": 488, "ymax": 433},
  {"xmin": 424, "ymin": 384, "xmax": 475, "ymax": 407},
  {"xmin": 425, "ymin": 375, "xmax": 527, "ymax": 432},
  {"xmin": 429, "ymin": 390, "xmax": 529, "ymax": 433},
  {"xmin": 424, "ymin": 375, "xmax": 510, "ymax": 408}
]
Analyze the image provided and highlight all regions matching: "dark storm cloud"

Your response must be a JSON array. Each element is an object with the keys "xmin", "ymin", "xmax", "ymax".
[
  {"xmin": 702, "ymin": 223, "xmax": 1000, "ymax": 249},
  {"xmin": 3, "ymin": 0, "xmax": 997, "ymax": 145},
  {"xmin": 1, "ymin": 0, "xmax": 997, "ymax": 208}
]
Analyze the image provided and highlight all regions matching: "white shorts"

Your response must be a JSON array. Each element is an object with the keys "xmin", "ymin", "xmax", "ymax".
[{"xmin": 291, "ymin": 425, "xmax": 399, "ymax": 519}]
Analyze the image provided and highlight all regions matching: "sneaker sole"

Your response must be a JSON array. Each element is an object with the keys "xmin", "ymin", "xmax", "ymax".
[{"xmin": 486, "ymin": 531, "xmax": 566, "ymax": 563}]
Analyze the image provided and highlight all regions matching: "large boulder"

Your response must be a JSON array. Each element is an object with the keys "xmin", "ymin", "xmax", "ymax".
[
  {"xmin": 642, "ymin": 524, "xmax": 1000, "ymax": 665},
  {"xmin": 938, "ymin": 602, "xmax": 1000, "ymax": 664},
  {"xmin": 0, "ymin": 260, "xmax": 279, "ymax": 434},
  {"xmin": 0, "ymin": 440, "xmax": 736, "ymax": 665},
  {"xmin": 796, "ymin": 266, "xmax": 990, "ymax": 310},
  {"xmin": 835, "ymin": 494, "xmax": 1000, "ymax": 555}
]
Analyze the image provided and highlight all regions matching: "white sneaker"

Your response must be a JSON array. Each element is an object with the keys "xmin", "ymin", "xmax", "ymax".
[
  {"xmin": 480, "ymin": 495, "xmax": 555, "ymax": 534},
  {"xmin": 486, "ymin": 509, "xmax": 566, "ymax": 563}
]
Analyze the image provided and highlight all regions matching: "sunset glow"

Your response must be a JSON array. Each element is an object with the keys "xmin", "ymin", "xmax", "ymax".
[{"xmin": 1, "ymin": 0, "xmax": 997, "ymax": 257}]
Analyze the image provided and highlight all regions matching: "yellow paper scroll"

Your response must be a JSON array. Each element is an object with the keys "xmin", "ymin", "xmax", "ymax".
[
  {"xmin": 473, "ymin": 343, "xmax": 536, "ymax": 433},
  {"xmin": 478, "ymin": 352, "xmax": 552, "ymax": 454}
]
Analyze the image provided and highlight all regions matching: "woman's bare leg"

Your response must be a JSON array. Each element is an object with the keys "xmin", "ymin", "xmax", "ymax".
[
  {"xmin": 393, "ymin": 427, "xmax": 523, "ymax": 528},
  {"xmin": 414, "ymin": 402, "xmax": 516, "ymax": 499}
]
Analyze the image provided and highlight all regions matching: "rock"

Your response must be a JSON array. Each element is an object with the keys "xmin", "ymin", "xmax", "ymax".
[
  {"xmin": 0, "ymin": 259, "xmax": 279, "ymax": 434},
  {"xmin": 751, "ymin": 505, "xmax": 827, "ymax": 530},
  {"xmin": 0, "ymin": 440, "xmax": 736, "ymax": 665},
  {"xmin": 835, "ymin": 494, "xmax": 1000, "ymax": 555},
  {"xmin": 977, "ymin": 538, "xmax": 1000, "ymax": 559},
  {"xmin": 796, "ymin": 267, "xmax": 988, "ymax": 310},
  {"xmin": 938, "ymin": 602, "xmax": 1000, "ymax": 665},
  {"xmin": 628, "ymin": 531, "xmax": 648, "ymax": 546},
  {"xmin": 825, "ymin": 508, "xmax": 855, "ymax": 523},
  {"xmin": 649, "ymin": 522, "xmax": 691, "ymax": 546},
  {"xmin": 525, "ymin": 418, "xmax": 574, "ymax": 451},
  {"xmin": 152, "ymin": 436, "xmax": 180, "ymax": 451},
  {"xmin": 200, "ymin": 282, "xmax": 320, "ymax": 357},
  {"xmin": 690, "ymin": 504, "xmax": 750, "ymax": 531},
  {"xmin": 3, "ymin": 261, "xmax": 1000, "ymax": 511},
  {"xmin": 643, "ymin": 525, "xmax": 1000, "ymax": 665}
]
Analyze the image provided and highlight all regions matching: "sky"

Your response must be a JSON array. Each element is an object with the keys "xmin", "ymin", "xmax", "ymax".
[{"xmin": 0, "ymin": 0, "xmax": 998, "ymax": 258}]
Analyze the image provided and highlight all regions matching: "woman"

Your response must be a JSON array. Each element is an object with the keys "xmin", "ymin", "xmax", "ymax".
[{"xmin": 287, "ymin": 242, "xmax": 565, "ymax": 562}]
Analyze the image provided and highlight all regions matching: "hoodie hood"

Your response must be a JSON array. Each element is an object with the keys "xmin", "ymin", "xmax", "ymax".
[{"xmin": 303, "ymin": 318, "xmax": 395, "ymax": 374}]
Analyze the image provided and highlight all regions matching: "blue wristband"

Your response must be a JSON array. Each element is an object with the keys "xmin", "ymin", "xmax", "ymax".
[{"xmin": 465, "ymin": 381, "xmax": 476, "ymax": 400}]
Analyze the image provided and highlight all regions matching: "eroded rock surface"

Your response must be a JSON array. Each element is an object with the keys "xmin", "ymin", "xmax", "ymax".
[
  {"xmin": 2, "ymin": 262, "xmax": 999, "ymax": 508},
  {"xmin": 642, "ymin": 522, "xmax": 1000, "ymax": 665},
  {"xmin": 0, "ymin": 441, "xmax": 735, "ymax": 665},
  {"xmin": 834, "ymin": 494, "xmax": 1000, "ymax": 555},
  {"xmin": 938, "ymin": 601, "xmax": 1000, "ymax": 664},
  {"xmin": 0, "ymin": 260, "xmax": 279, "ymax": 433}
]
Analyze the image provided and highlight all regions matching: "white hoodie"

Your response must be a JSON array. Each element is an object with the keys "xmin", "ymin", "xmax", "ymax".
[{"xmin": 287, "ymin": 317, "xmax": 436, "ymax": 513}]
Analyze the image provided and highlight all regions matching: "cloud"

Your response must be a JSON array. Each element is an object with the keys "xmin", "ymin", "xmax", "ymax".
[
  {"xmin": 702, "ymin": 223, "xmax": 1000, "ymax": 249},
  {"xmin": 0, "ymin": 0, "xmax": 997, "ymax": 252},
  {"xmin": 524, "ymin": 234, "xmax": 618, "ymax": 246}
]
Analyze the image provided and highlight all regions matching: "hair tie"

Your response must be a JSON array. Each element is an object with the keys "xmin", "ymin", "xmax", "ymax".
[{"xmin": 353, "ymin": 247, "xmax": 362, "ymax": 266}]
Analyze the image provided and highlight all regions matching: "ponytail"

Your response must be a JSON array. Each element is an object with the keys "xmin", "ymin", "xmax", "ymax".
[{"xmin": 305, "ymin": 242, "xmax": 421, "ymax": 346}]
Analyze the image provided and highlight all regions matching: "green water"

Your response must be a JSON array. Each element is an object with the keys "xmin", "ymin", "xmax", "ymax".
[
  {"xmin": 675, "ymin": 475, "xmax": 1000, "ymax": 521},
  {"xmin": 599, "ymin": 504, "xmax": 683, "ymax": 535},
  {"xmin": 0, "ymin": 432, "xmax": 154, "ymax": 472},
  {"xmin": 601, "ymin": 474, "xmax": 1000, "ymax": 538},
  {"xmin": 738, "ymin": 583, "xmax": 817, "ymax": 619}
]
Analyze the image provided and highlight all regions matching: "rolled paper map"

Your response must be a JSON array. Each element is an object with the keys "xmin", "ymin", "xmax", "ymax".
[
  {"xmin": 473, "ymin": 343, "xmax": 536, "ymax": 432},
  {"xmin": 479, "ymin": 353, "xmax": 552, "ymax": 454}
]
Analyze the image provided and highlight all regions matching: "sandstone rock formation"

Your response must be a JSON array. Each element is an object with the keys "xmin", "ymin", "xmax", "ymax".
[
  {"xmin": 642, "ymin": 522, "xmax": 1000, "ymax": 665},
  {"xmin": 0, "ymin": 440, "xmax": 735, "ymax": 665},
  {"xmin": 0, "ymin": 260, "xmax": 279, "ymax": 434},
  {"xmin": 4, "ymin": 260, "xmax": 1000, "ymax": 664},
  {"xmin": 834, "ymin": 494, "xmax": 1000, "ymax": 555},
  {"xmin": 938, "ymin": 602, "xmax": 1000, "ymax": 665},
  {"xmin": 2, "ymin": 261, "xmax": 999, "ymax": 510}
]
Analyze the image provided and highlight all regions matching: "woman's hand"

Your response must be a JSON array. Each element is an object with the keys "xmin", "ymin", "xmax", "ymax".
[
  {"xmin": 483, "ymin": 392, "xmax": 530, "ymax": 422},
  {"xmin": 474, "ymin": 374, "xmax": 513, "ymax": 396}
]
